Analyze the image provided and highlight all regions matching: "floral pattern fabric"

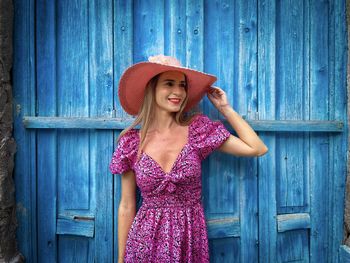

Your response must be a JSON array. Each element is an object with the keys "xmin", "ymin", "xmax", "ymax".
[{"xmin": 109, "ymin": 114, "xmax": 231, "ymax": 263}]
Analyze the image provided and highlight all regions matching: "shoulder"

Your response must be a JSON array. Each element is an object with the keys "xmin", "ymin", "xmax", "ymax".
[
  {"xmin": 189, "ymin": 113, "xmax": 218, "ymax": 131},
  {"xmin": 118, "ymin": 129, "xmax": 139, "ymax": 144}
]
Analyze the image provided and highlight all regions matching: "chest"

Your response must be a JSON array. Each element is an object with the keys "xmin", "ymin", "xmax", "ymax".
[{"xmin": 142, "ymin": 128, "xmax": 189, "ymax": 173}]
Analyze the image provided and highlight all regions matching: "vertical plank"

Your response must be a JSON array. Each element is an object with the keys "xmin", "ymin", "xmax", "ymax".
[
  {"xmin": 330, "ymin": 0, "xmax": 348, "ymax": 260},
  {"xmin": 277, "ymin": 230, "xmax": 309, "ymax": 263},
  {"xmin": 36, "ymin": 0, "xmax": 57, "ymax": 262},
  {"xmin": 309, "ymin": 0, "xmax": 330, "ymax": 261},
  {"xmin": 210, "ymin": 237, "xmax": 240, "ymax": 263},
  {"xmin": 58, "ymin": 236, "xmax": 91, "ymax": 263},
  {"xmin": 164, "ymin": 0, "xmax": 186, "ymax": 60},
  {"xmin": 56, "ymin": 0, "xmax": 94, "ymax": 260},
  {"xmin": 275, "ymin": 0, "xmax": 309, "ymax": 214},
  {"xmin": 236, "ymin": 0, "xmax": 258, "ymax": 262},
  {"xmin": 114, "ymin": 0, "xmax": 133, "ymax": 118},
  {"xmin": 133, "ymin": 0, "xmax": 164, "ymax": 61},
  {"xmin": 12, "ymin": 0, "xmax": 37, "ymax": 261},
  {"xmin": 203, "ymin": 1, "xmax": 241, "ymax": 261},
  {"xmin": 57, "ymin": 0, "xmax": 90, "ymax": 214},
  {"xmin": 113, "ymin": 0, "xmax": 133, "ymax": 260},
  {"xmin": 257, "ymin": 0, "xmax": 277, "ymax": 261},
  {"xmin": 89, "ymin": 0, "xmax": 113, "ymax": 262}
]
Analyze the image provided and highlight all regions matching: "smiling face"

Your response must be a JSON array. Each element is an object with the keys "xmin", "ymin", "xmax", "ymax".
[{"xmin": 154, "ymin": 71, "xmax": 187, "ymax": 114}]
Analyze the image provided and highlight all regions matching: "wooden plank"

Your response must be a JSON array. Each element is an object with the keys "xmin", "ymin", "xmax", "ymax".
[
  {"xmin": 276, "ymin": 0, "xmax": 308, "ymax": 216},
  {"xmin": 277, "ymin": 213, "xmax": 311, "ymax": 232},
  {"xmin": 330, "ymin": 0, "xmax": 348, "ymax": 261},
  {"xmin": 236, "ymin": 0, "xmax": 259, "ymax": 261},
  {"xmin": 310, "ymin": 0, "xmax": 330, "ymax": 261},
  {"xmin": 55, "ymin": 1, "xmax": 93, "ymax": 261},
  {"xmin": 113, "ymin": 0, "xmax": 133, "ymax": 260},
  {"xmin": 57, "ymin": 0, "xmax": 90, "ymax": 214},
  {"xmin": 12, "ymin": 0, "xmax": 37, "ymax": 261},
  {"xmin": 257, "ymin": 0, "xmax": 277, "ymax": 261},
  {"xmin": 209, "ymin": 238, "xmax": 240, "ymax": 263},
  {"xmin": 56, "ymin": 218, "xmax": 94, "ymax": 238},
  {"xmin": 164, "ymin": 0, "xmax": 186, "ymax": 60},
  {"xmin": 206, "ymin": 217, "xmax": 240, "ymax": 239},
  {"xmin": 339, "ymin": 245, "xmax": 350, "ymax": 263},
  {"xmin": 133, "ymin": 0, "xmax": 164, "ymax": 61},
  {"xmin": 89, "ymin": 0, "xmax": 113, "ymax": 262},
  {"xmin": 23, "ymin": 116, "xmax": 344, "ymax": 132},
  {"xmin": 277, "ymin": 230, "xmax": 309, "ymax": 263},
  {"xmin": 58, "ymin": 236, "xmax": 91, "ymax": 263},
  {"xmin": 36, "ymin": 0, "xmax": 57, "ymax": 262}
]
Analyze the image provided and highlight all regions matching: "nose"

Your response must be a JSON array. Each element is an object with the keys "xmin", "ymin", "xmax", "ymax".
[{"xmin": 172, "ymin": 84, "xmax": 186, "ymax": 94}]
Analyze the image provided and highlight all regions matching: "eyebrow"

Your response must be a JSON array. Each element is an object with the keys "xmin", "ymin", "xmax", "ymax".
[{"xmin": 162, "ymin": 79, "xmax": 186, "ymax": 83}]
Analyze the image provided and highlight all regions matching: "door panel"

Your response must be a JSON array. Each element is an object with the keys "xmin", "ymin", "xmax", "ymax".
[{"xmin": 13, "ymin": 0, "xmax": 347, "ymax": 262}]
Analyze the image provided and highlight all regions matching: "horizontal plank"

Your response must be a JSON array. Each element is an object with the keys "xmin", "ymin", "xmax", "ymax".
[
  {"xmin": 56, "ymin": 217, "xmax": 95, "ymax": 238},
  {"xmin": 339, "ymin": 245, "xmax": 350, "ymax": 262},
  {"xmin": 23, "ymin": 117, "xmax": 344, "ymax": 132},
  {"xmin": 277, "ymin": 213, "xmax": 310, "ymax": 232},
  {"xmin": 206, "ymin": 216, "xmax": 240, "ymax": 239}
]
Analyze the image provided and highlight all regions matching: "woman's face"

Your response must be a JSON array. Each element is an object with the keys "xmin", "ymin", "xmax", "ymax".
[{"xmin": 154, "ymin": 71, "xmax": 187, "ymax": 113}]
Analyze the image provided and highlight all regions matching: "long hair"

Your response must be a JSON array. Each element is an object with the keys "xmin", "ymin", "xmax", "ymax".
[{"xmin": 117, "ymin": 72, "xmax": 199, "ymax": 160}]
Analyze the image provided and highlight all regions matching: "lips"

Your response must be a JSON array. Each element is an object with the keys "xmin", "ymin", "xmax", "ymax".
[{"xmin": 168, "ymin": 98, "xmax": 181, "ymax": 104}]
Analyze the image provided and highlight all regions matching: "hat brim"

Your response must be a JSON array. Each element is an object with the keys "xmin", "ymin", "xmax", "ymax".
[{"xmin": 118, "ymin": 62, "xmax": 217, "ymax": 115}]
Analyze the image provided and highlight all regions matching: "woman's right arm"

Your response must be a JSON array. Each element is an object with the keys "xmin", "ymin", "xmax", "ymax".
[{"xmin": 118, "ymin": 169, "xmax": 137, "ymax": 263}]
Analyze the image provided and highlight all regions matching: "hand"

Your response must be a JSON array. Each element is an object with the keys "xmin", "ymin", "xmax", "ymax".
[{"xmin": 207, "ymin": 86, "xmax": 232, "ymax": 114}]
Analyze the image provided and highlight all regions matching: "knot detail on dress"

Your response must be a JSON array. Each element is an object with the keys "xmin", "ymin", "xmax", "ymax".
[{"xmin": 154, "ymin": 177, "xmax": 177, "ymax": 194}]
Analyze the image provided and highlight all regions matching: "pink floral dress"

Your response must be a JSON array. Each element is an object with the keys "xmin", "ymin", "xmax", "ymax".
[{"xmin": 109, "ymin": 113, "xmax": 231, "ymax": 263}]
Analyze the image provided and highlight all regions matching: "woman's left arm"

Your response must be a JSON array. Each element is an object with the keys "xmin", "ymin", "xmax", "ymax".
[{"xmin": 207, "ymin": 86, "xmax": 268, "ymax": 157}]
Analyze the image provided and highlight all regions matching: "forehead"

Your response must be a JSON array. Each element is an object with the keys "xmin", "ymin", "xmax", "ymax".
[{"xmin": 158, "ymin": 70, "xmax": 186, "ymax": 82}]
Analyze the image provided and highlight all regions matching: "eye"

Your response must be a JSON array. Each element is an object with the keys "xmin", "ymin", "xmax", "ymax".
[
  {"xmin": 180, "ymin": 83, "xmax": 186, "ymax": 88},
  {"xmin": 165, "ymin": 82, "xmax": 174, "ymax": 87}
]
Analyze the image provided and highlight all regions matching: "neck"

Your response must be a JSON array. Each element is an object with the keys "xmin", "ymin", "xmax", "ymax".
[{"xmin": 150, "ymin": 109, "xmax": 176, "ymax": 132}]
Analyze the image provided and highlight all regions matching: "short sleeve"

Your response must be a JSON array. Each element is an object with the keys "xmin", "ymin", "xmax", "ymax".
[
  {"xmin": 109, "ymin": 130, "xmax": 138, "ymax": 175},
  {"xmin": 191, "ymin": 114, "xmax": 231, "ymax": 160}
]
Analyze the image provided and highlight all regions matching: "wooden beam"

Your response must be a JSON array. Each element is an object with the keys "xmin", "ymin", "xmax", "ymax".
[{"xmin": 23, "ymin": 116, "xmax": 344, "ymax": 132}]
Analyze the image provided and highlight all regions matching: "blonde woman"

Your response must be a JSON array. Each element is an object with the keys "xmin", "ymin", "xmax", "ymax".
[{"xmin": 110, "ymin": 55, "xmax": 268, "ymax": 263}]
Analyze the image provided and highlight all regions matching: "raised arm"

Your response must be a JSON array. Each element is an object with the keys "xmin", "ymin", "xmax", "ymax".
[
  {"xmin": 118, "ymin": 170, "xmax": 137, "ymax": 263},
  {"xmin": 207, "ymin": 86, "xmax": 268, "ymax": 157}
]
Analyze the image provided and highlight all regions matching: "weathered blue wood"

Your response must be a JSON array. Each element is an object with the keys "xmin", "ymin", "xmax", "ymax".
[
  {"xmin": 13, "ymin": 0, "xmax": 37, "ymax": 261},
  {"xmin": 23, "ymin": 116, "xmax": 344, "ymax": 132},
  {"xmin": 207, "ymin": 217, "xmax": 240, "ymax": 239},
  {"xmin": 56, "ymin": 218, "xmax": 94, "ymax": 238},
  {"xmin": 55, "ymin": 0, "xmax": 93, "ymax": 261},
  {"xmin": 89, "ymin": 0, "xmax": 114, "ymax": 262},
  {"xmin": 58, "ymin": 236, "xmax": 91, "ymax": 263},
  {"xmin": 36, "ymin": 0, "xmax": 58, "ymax": 262},
  {"xmin": 310, "ymin": 0, "xmax": 330, "ymax": 261},
  {"xmin": 113, "ymin": 0, "xmax": 133, "ymax": 259},
  {"xmin": 235, "ymin": 0, "xmax": 259, "ymax": 261},
  {"xmin": 209, "ymin": 238, "xmax": 239, "ymax": 263},
  {"xmin": 164, "ymin": 0, "xmax": 185, "ymax": 61},
  {"xmin": 257, "ymin": 0, "xmax": 277, "ymax": 261},
  {"xmin": 331, "ymin": 0, "xmax": 348, "ymax": 261},
  {"xmin": 133, "ymin": 0, "xmax": 164, "ymax": 61},
  {"xmin": 339, "ymin": 245, "xmax": 350, "ymax": 263},
  {"xmin": 276, "ymin": 0, "xmax": 308, "ymax": 220},
  {"xmin": 277, "ymin": 230, "xmax": 309, "ymax": 263},
  {"xmin": 277, "ymin": 213, "xmax": 311, "ymax": 232},
  {"xmin": 203, "ymin": 1, "xmax": 241, "ymax": 261}
]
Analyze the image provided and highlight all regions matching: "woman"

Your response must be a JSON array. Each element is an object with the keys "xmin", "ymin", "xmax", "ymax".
[{"xmin": 110, "ymin": 55, "xmax": 268, "ymax": 263}]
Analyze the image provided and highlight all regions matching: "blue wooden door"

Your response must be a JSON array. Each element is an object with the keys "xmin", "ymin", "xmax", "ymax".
[{"xmin": 13, "ymin": 0, "xmax": 347, "ymax": 262}]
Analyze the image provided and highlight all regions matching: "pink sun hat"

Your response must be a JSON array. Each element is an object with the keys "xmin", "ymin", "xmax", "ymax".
[{"xmin": 118, "ymin": 54, "xmax": 217, "ymax": 116}]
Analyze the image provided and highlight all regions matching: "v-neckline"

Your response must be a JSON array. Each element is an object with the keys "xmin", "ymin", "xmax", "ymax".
[
  {"xmin": 137, "ymin": 115, "xmax": 198, "ymax": 175},
  {"xmin": 142, "ymin": 143, "xmax": 189, "ymax": 175}
]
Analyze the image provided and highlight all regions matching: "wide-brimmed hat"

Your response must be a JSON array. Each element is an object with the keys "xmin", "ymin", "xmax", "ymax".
[{"xmin": 118, "ymin": 54, "xmax": 217, "ymax": 115}]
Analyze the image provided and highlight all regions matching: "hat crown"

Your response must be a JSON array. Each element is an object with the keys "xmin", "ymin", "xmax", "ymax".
[{"xmin": 148, "ymin": 54, "xmax": 182, "ymax": 67}]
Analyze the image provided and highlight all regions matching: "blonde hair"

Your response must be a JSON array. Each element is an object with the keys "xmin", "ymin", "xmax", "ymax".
[{"xmin": 117, "ymin": 71, "xmax": 199, "ymax": 160}]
